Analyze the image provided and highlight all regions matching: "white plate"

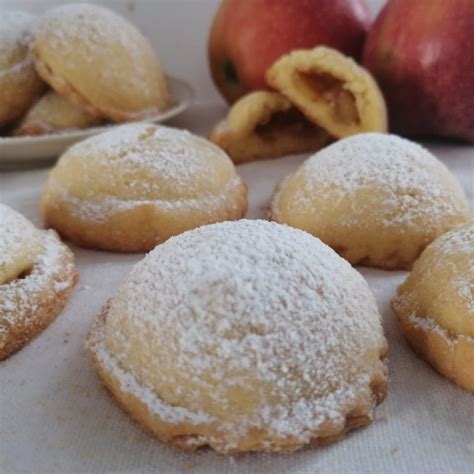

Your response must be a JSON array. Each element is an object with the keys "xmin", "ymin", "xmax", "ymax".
[{"xmin": 0, "ymin": 76, "xmax": 194, "ymax": 169}]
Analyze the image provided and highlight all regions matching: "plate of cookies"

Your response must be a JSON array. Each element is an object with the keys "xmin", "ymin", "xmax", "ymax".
[{"xmin": 0, "ymin": 7, "xmax": 193, "ymax": 167}]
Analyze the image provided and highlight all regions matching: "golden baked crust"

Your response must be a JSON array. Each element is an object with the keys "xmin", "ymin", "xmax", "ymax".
[
  {"xmin": 271, "ymin": 133, "xmax": 471, "ymax": 270},
  {"xmin": 32, "ymin": 4, "xmax": 171, "ymax": 123},
  {"xmin": 266, "ymin": 47, "xmax": 387, "ymax": 138},
  {"xmin": 13, "ymin": 91, "xmax": 102, "ymax": 136},
  {"xmin": 0, "ymin": 205, "xmax": 78, "ymax": 360},
  {"xmin": 209, "ymin": 91, "xmax": 330, "ymax": 163},
  {"xmin": 0, "ymin": 12, "xmax": 45, "ymax": 127},
  {"xmin": 86, "ymin": 220, "xmax": 388, "ymax": 453},
  {"xmin": 392, "ymin": 222, "xmax": 474, "ymax": 392},
  {"xmin": 41, "ymin": 124, "xmax": 248, "ymax": 252}
]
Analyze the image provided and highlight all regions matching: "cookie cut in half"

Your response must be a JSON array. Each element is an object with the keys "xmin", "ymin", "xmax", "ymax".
[
  {"xmin": 87, "ymin": 219, "xmax": 388, "ymax": 454},
  {"xmin": 266, "ymin": 46, "xmax": 387, "ymax": 138},
  {"xmin": 392, "ymin": 222, "xmax": 474, "ymax": 392},
  {"xmin": 209, "ymin": 91, "xmax": 330, "ymax": 163},
  {"xmin": 270, "ymin": 133, "xmax": 470, "ymax": 270},
  {"xmin": 0, "ymin": 204, "xmax": 77, "ymax": 360}
]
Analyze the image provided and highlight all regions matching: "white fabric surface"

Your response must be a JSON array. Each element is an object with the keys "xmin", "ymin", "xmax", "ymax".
[
  {"xmin": 1, "ymin": 103, "xmax": 473, "ymax": 474},
  {"xmin": 1, "ymin": 0, "xmax": 474, "ymax": 471}
]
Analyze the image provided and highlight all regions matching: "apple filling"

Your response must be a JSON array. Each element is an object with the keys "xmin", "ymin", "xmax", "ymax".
[
  {"xmin": 293, "ymin": 70, "xmax": 360, "ymax": 126},
  {"xmin": 254, "ymin": 107, "xmax": 319, "ymax": 142}
]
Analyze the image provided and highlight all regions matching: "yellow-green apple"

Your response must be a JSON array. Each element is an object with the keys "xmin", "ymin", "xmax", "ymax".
[
  {"xmin": 363, "ymin": 0, "xmax": 474, "ymax": 142},
  {"xmin": 209, "ymin": 0, "xmax": 371, "ymax": 103}
]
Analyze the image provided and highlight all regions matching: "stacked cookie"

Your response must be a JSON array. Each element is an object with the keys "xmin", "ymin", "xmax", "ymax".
[{"xmin": 0, "ymin": 4, "xmax": 170, "ymax": 137}]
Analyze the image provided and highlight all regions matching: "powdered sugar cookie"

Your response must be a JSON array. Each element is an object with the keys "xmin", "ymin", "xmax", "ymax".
[
  {"xmin": 41, "ymin": 123, "xmax": 247, "ymax": 252},
  {"xmin": 392, "ymin": 222, "xmax": 474, "ymax": 392},
  {"xmin": 87, "ymin": 219, "xmax": 388, "ymax": 453},
  {"xmin": 0, "ymin": 11, "xmax": 45, "ymax": 127},
  {"xmin": 33, "ymin": 4, "xmax": 171, "ymax": 122},
  {"xmin": 13, "ymin": 90, "xmax": 102, "ymax": 136},
  {"xmin": 271, "ymin": 133, "xmax": 470, "ymax": 269},
  {"xmin": 0, "ymin": 204, "xmax": 77, "ymax": 360}
]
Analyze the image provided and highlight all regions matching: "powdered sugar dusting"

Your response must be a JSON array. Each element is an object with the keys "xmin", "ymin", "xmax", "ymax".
[
  {"xmin": 394, "ymin": 222, "xmax": 473, "ymax": 341},
  {"xmin": 91, "ymin": 220, "xmax": 387, "ymax": 445},
  {"xmin": 48, "ymin": 124, "xmax": 242, "ymax": 222},
  {"xmin": 0, "ymin": 229, "xmax": 76, "ymax": 343},
  {"xmin": 0, "ymin": 11, "xmax": 36, "ymax": 77},
  {"xmin": 409, "ymin": 313, "xmax": 474, "ymax": 346},
  {"xmin": 274, "ymin": 133, "xmax": 469, "ymax": 228},
  {"xmin": 435, "ymin": 221, "xmax": 474, "ymax": 258},
  {"xmin": 432, "ymin": 222, "xmax": 474, "ymax": 312},
  {"xmin": 34, "ymin": 3, "xmax": 160, "ymax": 95},
  {"xmin": 88, "ymin": 316, "xmax": 214, "ymax": 426}
]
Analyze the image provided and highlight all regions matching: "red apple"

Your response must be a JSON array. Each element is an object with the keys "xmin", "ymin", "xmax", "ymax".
[
  {"xmin": 363, "ymin": 0, "xmax": 474, "ymax": 142},
  {"xmin": 208, "ymin": 0, "xmax": 371, "ymax": 103}
]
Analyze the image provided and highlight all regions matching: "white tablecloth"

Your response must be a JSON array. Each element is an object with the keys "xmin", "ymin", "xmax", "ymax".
[{"xmin": 1, "ymin": 103, "xmax": 473, "ymax": 474}]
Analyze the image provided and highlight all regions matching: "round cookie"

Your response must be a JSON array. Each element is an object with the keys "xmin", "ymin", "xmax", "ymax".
[
  {"xmin": 392, "ymin": 222, "xmax": 474, "ymax": 392},
  {"xmin": 33, "ymin": 4, "xmax": 171, "ymax": 122},
  {"xmin": 87, "ymin": 220, "xmax": 388, "ymax": 453},
  {"xmin": 41, "ymin": 123, "xmax": 248, "ymax": 252},
  {"xmin": 0, "ymin": 11, "xmax": 45, "ymax": 127},
  {"xmin": 13, "ymin": 90, "xmax": 103, "ymax": 136},
  {"xmin": 271, "ymin": 133, "xmax": 470, "ymax": 270},
  {"xmin": 0, "ymin": 204, "xmax": 77, "ymax": 360}
]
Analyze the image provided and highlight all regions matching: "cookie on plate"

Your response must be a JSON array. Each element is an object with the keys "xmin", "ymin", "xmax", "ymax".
[
  {"xmin": 13, "ymin": 91, "xmax": 102, "ymax": 136},
  {"xmin": 33, "ymin": 3, "xmax": 171, "ymax": 122},
  {"xmin": 0, "ymin": 11, "xmax": 45, "ymax": 127}
]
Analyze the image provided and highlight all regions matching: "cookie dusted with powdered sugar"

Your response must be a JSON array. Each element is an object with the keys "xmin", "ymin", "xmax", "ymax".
[
  {"xmin": 40, "ymin": 123, "xmax": 247, "ymax": 252},
  {"xmin": 271, "ymin": 133, "xmax": 470, "ymax": 270},
  {"xmin": 32, "ymin": 3, "xmax": 170, "ymax": 122},
  {"xmin": 0, "ymin": 11, "xmax": 45, "ymax": 127},
  {"xmin": 87, "ymin": 219, "xmax": 388, "ymax": 453},
  {"xmin": 0, "ymin": 204, "xmax": 77, "ymax": 360},
  {"xmin": 392, "ymin": 222, "xmax": 474, "ymax": 392}
]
